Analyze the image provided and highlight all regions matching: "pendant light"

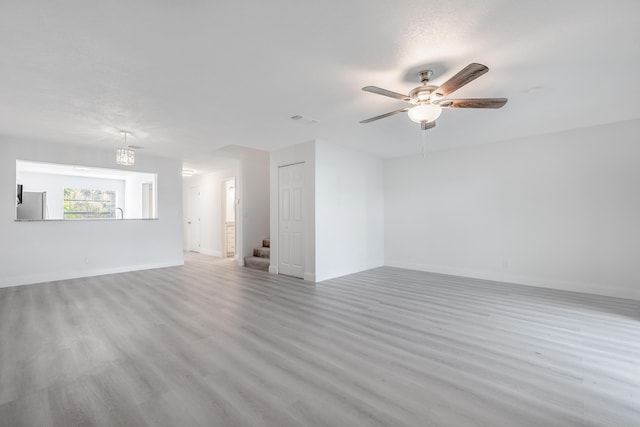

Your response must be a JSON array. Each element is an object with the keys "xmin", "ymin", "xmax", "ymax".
[{"xmin": 116, "ymin": 131, "xmax": 135, "ymax": 166}]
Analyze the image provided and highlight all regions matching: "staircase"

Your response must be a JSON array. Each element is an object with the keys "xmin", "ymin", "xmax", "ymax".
[{"xmin": 244, "ymin": 238, "xmax": 270, "ymax": 271}]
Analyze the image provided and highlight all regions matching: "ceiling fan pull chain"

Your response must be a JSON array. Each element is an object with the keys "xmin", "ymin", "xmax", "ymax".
[{"xmin": 421, "ymin": 124, "xmax": 427, "ymax": 158}]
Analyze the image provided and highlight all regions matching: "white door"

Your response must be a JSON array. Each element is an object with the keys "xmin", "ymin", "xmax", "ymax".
[
  {"xmin": 278, "ymin": 163, "xmax": 304, "ymax": 278},
  {"xmin": 188, "ymin": 186, "xmax": 201, "ymax": 252}
]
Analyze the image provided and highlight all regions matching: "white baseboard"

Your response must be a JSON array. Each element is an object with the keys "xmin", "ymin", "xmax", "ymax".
[
  {"xmin": 199, "ymin": 248, "xmax": 222, "ymax": 257},
  {"xmin": 0, "ymin": 259, "xmax": 185, "ymax": 289},
  {"xmin": 314, "ymin": 261, "xmax": 385, "ymax": 283},
  {"xmin": 384, "ymin": 260, "xmax": 639, "ymax": 301},
  {"xmin": 269, "ymin": 265, "xmax": 278, "ymax": 274}
]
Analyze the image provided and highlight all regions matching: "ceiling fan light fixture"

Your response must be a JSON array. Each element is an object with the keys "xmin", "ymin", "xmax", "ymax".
[{"xmin": 407, "ymin": 103, "xmax": 442, "ymax": 124}]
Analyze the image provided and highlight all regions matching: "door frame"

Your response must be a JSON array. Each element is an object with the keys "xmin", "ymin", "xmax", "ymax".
[
  {"xmin": 188, "ymin": 185, "xmax": 201, "ymax": 252},
  {"xmin": 221, "ymin": 177, "xmax": 236, "ymax": 258}
]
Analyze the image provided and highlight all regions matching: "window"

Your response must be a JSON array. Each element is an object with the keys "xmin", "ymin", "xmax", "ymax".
[
  {"xmin": 16, "ymin": 161, "xmax": 158, "ymax": 221},
  {"xmin": 63, "ymin": 188, "xmax": 116, "ymax": 219}
]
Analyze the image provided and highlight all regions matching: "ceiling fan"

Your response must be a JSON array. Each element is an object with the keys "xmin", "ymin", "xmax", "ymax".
[{"xmin": 360, "ymin": 63, "xmax": 507, "ymax": 130}]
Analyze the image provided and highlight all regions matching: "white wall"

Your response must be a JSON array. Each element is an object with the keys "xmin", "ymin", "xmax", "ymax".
[
  {"xmin": 124, "ymin": 173, "xmax": 157, "ymax": 219},
  {"xmin": 238, "ymin": 148, "xmax": 270, "ymax": 264},
  {"xmin": 385, "ymin": 119, "xmax": 640, "ymax": 300},
  {"xmin": 0, "ymin": 137, "xmax": 184, "ymax": 287},
  {"xmin": 315, "ymin": 140, "xmax": 385, "ymax": 282},
  {"xmin": 269, "ymin": 140, "xmax": 384, "ymax": 282},
  {"xmin": 182, "ymin": 167, "xmax": 237, "ymax": 257},
  {"xmin": 270, "ymin": 141, "xmax": 316, "ymax": 280}
]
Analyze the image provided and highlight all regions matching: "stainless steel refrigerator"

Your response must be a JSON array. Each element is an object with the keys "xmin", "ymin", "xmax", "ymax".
[{"xmin": 17, "ymin": 191, "xmax": 47, "ymax": 220}]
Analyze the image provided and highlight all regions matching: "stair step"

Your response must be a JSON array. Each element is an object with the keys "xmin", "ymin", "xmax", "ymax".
[
  {"xmin": 253, "ymin": 247, "xmax": 270, "ymax": 258},
  {"xmin": 244, "ymin": 256, "xmax": 270, "ymax": 271},
  {"xmin": 262, "ymin": 239, "xmax": 270, "ymax": 248}
]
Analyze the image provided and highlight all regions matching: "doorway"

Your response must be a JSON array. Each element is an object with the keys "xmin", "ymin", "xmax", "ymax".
[
  {"xmin": 141, "ymin": 182, "xmax": 154, "ymax": 218},
  {"xmin": 222, "ymin": 178, "xmax": 236, "ymax": 258},
  {"xmin": 278, "ymin": 162, "xmax": 304, "ymax": 278},
  {"xmin": 188, "ymin": 186, "xmax": 201, "ymax": 252}
]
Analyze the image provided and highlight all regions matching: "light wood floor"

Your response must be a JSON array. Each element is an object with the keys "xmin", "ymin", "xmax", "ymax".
[{"xmin": 0, "ymin": 253, "xmax": 639, "ymax": 427}]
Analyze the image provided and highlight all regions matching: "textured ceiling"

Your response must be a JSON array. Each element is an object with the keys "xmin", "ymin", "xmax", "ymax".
[{"xmin": 1, "ymin": 0, "xmax": 639, "ymax": 164}]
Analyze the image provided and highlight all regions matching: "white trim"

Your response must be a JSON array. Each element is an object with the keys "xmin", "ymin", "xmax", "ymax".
[
  {"xmin": 303, "ymin": 272, "xmax": 316, "ymax": 282},
  {"xmin": 384, "ymin": 260, "xmax": 640, "ymax": 301},
  {"xmin": 0, "ymin": 259, "xmax": 185, "ymax": 289},
  {"xmin": 268, "ymin": 265, "xmax": 278, "ymax": 274}
]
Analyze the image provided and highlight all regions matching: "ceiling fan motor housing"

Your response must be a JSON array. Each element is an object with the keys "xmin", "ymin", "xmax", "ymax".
[
  {"xmin": 418, "ymin": 69, "xmax": 433, "ymax": 83},
  {"xmin": 409, "ymin": 85, "xmax": 439, "ymax": 102}
]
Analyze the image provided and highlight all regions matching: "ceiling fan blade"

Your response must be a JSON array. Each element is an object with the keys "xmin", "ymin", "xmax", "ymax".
[
  {"xmin": 435, "ymin": 63, "xmax": 489, "ymax": 97},
  {"xmin": 362, "ymin": 86, "xmax": 412, "ymax": 103},
  {"xmin": 439, "ymin": 98, "xmax": 508, "ymax": 109},
  {"xmin": 127, "ymin": 145, "xmax": 144, "ymax": 149},
  {"xmin": 360, "ymin": 108, "xmax": 410, "ymax": 123}
]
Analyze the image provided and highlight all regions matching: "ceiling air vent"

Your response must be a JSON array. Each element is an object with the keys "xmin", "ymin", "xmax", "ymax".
[{"xmin": 290, "ymin": 114, "xmax": 318, "ymax": 125}]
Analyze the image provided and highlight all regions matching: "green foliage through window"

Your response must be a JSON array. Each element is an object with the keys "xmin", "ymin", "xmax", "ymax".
[{"xmin": 63, "ymin": 188, "xmax": 116, "ymax": 219}]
